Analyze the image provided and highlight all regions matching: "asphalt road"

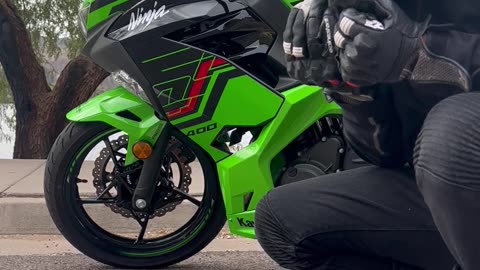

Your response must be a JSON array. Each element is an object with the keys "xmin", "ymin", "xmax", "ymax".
[{"xmin": 0, "ymin": 252, "xmax": 281, "ymax": 270}]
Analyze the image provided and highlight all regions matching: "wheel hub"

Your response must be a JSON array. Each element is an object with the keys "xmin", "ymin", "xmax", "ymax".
[{"xmin": 92, "ymin": 135, "xmax": 192, "ymax": 219}]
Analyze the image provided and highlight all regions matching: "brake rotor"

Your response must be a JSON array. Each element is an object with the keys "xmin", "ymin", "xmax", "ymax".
[{"xmin": 92, "ymin": 135, "xmax": 193, "ymax": 219}]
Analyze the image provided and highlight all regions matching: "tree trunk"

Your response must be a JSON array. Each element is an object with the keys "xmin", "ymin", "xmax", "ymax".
[
  {"xmin": 0, "ymin": 0, "xmax": 108, "ymax": 159},
  {"xmin": 47, "ymin": 54, "xmax": 109, "ymax": 148}
]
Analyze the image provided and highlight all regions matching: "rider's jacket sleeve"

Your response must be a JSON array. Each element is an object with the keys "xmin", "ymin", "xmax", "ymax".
[
  {"xmin": 331, "ymin": 26, "xmax": 480, "ymax": 169},
  {"xmin": 329, "ymin": 85, "xmax": 407, "ymax": 168},
  {"xmin": 422, "ymin": 25, "xmax": 480, "ymax": 90}
]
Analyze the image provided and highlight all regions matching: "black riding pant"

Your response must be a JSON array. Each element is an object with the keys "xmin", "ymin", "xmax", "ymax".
[{"xmin": 255, "ymin": 93, "xmax": 480, "ymax": 270}]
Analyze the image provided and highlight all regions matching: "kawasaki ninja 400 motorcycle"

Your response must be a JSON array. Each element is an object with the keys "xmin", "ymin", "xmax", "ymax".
[{"xmin": 44, "ymin": 0, "xmax": 366, "ymax": 268}]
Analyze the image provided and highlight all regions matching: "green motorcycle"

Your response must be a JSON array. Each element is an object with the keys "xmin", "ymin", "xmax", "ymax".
[{"xmin": 44, "ymin": 0, "xmax": 365, "ymax": 268}]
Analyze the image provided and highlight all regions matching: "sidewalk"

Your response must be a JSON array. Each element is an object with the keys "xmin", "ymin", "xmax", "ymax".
[
  {"xmin": 0, "ymin": 159, "xmax": 271, "ymax": 268},
  {"xmin": 0, "ymin": 159, "xmax": 209, "ymax": 235}
]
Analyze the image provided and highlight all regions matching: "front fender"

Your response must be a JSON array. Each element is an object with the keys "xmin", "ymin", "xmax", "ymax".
[{"xmin": 67, "ymin": 87, "xmax": 166, "ymax": 165}]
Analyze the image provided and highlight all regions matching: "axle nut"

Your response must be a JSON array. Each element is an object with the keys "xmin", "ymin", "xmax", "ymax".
[{"xmin": 135, "ymin": 199, "xmax": 147, "ymax": 209}]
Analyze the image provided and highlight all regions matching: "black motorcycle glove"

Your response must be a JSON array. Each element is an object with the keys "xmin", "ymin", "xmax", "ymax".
[
  {"xmin": 283, "ymin": 0, "xmax": 340, "ymax": 86},
  {"xmin": 283, "ymin": 0, "xmax": 373, "ymax": 101},
  {"xmin": 331, "ymin": 0, "xmax": 472, "ymax": 91},
  {"xmin": 331, "ymin": 0, "xmax": 430, "ymax": 86}
]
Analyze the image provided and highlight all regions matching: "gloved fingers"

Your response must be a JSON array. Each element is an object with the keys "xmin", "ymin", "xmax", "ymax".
[
  {"xmin": 295, "ymin": 0, "xmax": 313, "ymax": 16},
  {"xmin": 287, "ymin": 60, "xmax": 308, "ymax": 83},
  {"xmin": 329, "ymin": 0, "xmax": 390, "ymax": 18},
  {"xmin": 338, "ymin": 33, "xmax": 378, "ymax": 68},
  {"xmin": 283, "ymin": 8, "xmax": 300, "ymax": 56},
  {"xmin": 305, "ymin": 0, "xmax": 328, "ymax": 40},
  {"xmin": 338, "ymin": 8, "xmax": 385, "ymax": 39},
  {"xmin": 321, "ymin": 57, "xmax": 343, "ymax": 85},
  {"xmin": 351, "ymin": 32, "xmax": 378, "ymax": 56},
  {"xmin": 339, "ymin": 43, "xmax": 378, "ymax": 86},
  {"xmin": 284, "ymin": 0, "xmax": 315, "ymax": 59},
  {"xmin": 334, "ymin": 25, "xmax": 348, "ymax": 49},
  {"xmin": 292, "ymin": 10, "xmax": 308, "ymax": 58},
  {"xmin": 321, "ymin": 7, "xmax": 338, "ymax": 55},
  {"xmin": 328, "ymin": 0, "xmax": 359, "ymax": 11}
]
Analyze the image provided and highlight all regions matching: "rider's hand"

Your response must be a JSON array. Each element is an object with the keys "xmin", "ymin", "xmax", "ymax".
[
  {"xmin": 331, "ymin": 0, "xmax": 430, "ymax": 86},
  {"xmin": 283, "ymin": 0, "xmax": 340, "ymax": 87}
]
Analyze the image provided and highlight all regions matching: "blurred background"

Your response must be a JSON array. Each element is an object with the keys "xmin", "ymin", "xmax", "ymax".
[{"xmin": 0, "ymin": 0, "xmax": 116, "ymax": 159}]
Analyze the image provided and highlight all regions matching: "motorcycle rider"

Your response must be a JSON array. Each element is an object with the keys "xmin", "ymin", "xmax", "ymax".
[{"xmin": 254, "ymin": 0, "xmax": 480, "ymax": 269}]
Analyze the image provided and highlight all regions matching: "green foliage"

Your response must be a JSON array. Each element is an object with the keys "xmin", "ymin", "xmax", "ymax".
[
  {"xmin": 14, "ymin": 0, "xmax": 85, "ymax": 60},
  {"xmin": 0, "ymin": 0, "xmax": 85, "ymax": 143}
]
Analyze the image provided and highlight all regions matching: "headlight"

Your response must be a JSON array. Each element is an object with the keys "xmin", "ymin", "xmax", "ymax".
[
  {"xmin": 112, "ymin": 71, "xmax": 150, "ymax": 102},
  {"xmin": 78, "ymin": 1, "xmax": 91, "ymax": 38}
]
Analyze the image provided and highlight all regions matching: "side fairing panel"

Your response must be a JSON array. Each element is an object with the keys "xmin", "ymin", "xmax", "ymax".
[{"xmin": 115, "ymin": 2, "xmax": 284, "ymax": 160}]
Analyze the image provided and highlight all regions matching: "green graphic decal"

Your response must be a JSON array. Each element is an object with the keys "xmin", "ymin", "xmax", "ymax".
[
  {"xmin": 142, "ymin": 48, "xmax": 191, "ymax": 64},
  {"xmin": 281, "ymin": 0, "xmax": 301, "ymax": 7},
  {"xmin": 87, "ymin": 0, "xmax": 129, "ymax": 30},
  {"xmin": 143, "ymin": 47, "xmax": 235, "ymax": 126}
]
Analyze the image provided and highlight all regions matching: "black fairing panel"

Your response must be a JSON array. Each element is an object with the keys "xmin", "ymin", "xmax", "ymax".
[
  {"xmin": 164, "ymin": 8, "xmax": 282, "ymax": 87},
  {"xmin": 241, "ymin": 0, "xmax": 300, "ymax": 90},
  {"xmin": 241, "ymin": 0, "xmax": 291, "ymax": 34},
  {"xmin": 108, "ymin": 0, "xmax": 246, "ymax": 40},
  {"xmin": 104, "ymin": 0, "xmax": 298, "ymax": 90}
]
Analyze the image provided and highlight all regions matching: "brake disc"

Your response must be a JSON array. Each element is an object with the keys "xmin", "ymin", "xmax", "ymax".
[{"xmin": 92, "ymin": 135, "xmax": 193, "ymax": 219}]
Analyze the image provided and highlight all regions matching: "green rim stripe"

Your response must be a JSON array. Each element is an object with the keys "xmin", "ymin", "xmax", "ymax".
[
  {"xmin": 68, "ymin": 127, "xmax": 210, "ymax": 258},
  {"xmin": 69, "ymin": 129, "xmax": 117, "ymax": 186},
  {"xmin": 142, "ymin": 48, "xmax": 191, "ymax": 64},
  {"xmin": 121, "ymin": 209, "xmax": 212, "ymax": 257}
]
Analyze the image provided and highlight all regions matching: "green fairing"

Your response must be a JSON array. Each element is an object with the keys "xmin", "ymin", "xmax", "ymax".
[
  {"xmin": 87, "ymin": 0, "xmax": 129, "ymax": 30},
  {"xmin": 180, "ymin": 75, "xmax": 284, "ymax": 162},
  {"xmin": 67, "ymin": 87, "xmax": 166, "ymax": 165},
  {"xmin": 65, "ymin": 60, "xmax": 341, "ymax": 241},
  {"xmin": 82, "ymin": 0, "xmax": 95, "ymax": 7},
  {"xmin": 53, "ymin": 0, "xmax": 352, "ymax": 262},
  {"xmin": 281, "ymin": 0, "xmax": 301, "ymax": 7},
  {"xmin": 217, "ymin": 85, "xmax": 342, "ymax": 239}
]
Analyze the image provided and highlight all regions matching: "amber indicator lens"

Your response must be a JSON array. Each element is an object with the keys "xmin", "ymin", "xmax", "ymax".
[{"xmin": 132, "ymin": 141, "xmax": 153, "ymax": 160}]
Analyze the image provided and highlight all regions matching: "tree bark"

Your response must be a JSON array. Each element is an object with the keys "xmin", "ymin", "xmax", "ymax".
[
  {"xmin": 0, "ymin": 0, "xmax": 108, "ymax": 159},
  {"xmin": 48, "ymin": 54, "xmax": 109, "ymax": 147}
]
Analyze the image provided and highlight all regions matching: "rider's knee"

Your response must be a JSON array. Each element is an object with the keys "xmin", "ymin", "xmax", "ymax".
[
  {"xmin": 414, "ymin": 93, "xmax": 480, "ymax": 190},
  {"xmin": 255, "ymin": 191, "xmax": 303, "ymax": 269}
]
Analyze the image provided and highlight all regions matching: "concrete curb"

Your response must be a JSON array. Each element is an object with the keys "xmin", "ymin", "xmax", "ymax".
[
  {"xmin": 0, "ymin": 197, "xmax": 208, "ymax": 235},
  {"xmin": 0, "ymin": 160, "xmax": 211, "ymax": 235}
]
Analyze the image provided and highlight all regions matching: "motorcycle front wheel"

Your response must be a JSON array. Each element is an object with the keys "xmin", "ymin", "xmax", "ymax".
[{"xmin": 44, "ymin": 122, "xmax": 226, "ymax": 268}]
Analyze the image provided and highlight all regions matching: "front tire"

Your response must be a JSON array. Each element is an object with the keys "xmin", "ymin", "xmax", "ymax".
[{"xmin": 44, "ymin": 122, "xmax": 226, "ymax": 268}]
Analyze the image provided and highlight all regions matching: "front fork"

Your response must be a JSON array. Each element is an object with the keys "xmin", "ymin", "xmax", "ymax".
[
  {"xmin": 67, "ymin": 87, "xmax": 171, "ymax": 212},
  {"xmin": 131, "ymin": 124, "xmax": 172, "ymax": 211}
]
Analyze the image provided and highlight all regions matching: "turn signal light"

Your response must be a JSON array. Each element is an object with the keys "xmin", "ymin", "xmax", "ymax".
[{"xmin": 132, "ymin": 141, "xmax": 153, "ymax": 160}]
